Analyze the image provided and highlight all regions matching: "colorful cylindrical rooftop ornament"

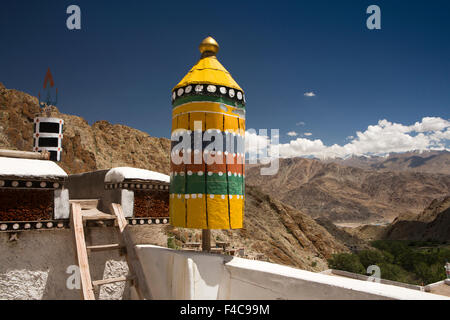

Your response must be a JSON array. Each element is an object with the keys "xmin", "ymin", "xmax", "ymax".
[{"xmin": 170, "ymin": 36, "xmax": 246, "ymax": 230}]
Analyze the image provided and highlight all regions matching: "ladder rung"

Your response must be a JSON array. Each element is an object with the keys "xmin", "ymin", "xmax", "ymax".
[
  {"xmin": 92, "ymin": 276, "xmax": 134, "ymax": 287},
  {"xmin": 69, "ymin": 199, "xmax": 99, "ymax": 210},
  {"xmin": 82, "ymin": 214, "xmax": 116, "ymax": 221},
  {"xmin": 86, "ymin": 244, "xmax": 123, "ymax": 252}
]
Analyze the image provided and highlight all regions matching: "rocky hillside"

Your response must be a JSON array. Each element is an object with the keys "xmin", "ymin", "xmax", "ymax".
[
  {"xmin": 2, "ymin": 83, "xmax": 447, "ymax": 262},
  {"xmin": 326, "ymin": 151, "xmax": 450, "ymax": 175},
  {"xmin": 385, "ymin": 196, "xmax": 450, "ymax": 241},
  {"xmin": 168, "ymin": 186, "xmax": 349, "ymax": 271},
  {"xmin": 0, "ymin": 83, "xmax": 170, "ymax": 175},
  {"xmin": 416, "ymin": 196, "xmax": 450, "ymax": 223},
  {"xmin": 314, "ymin": 217, "xmax": 369, "ymax": 250},
  {"xmin": 246, "ymin": 158, "xmax": 450, "ymax": 223},
  {"xmin": 0, "ymin": 84, "xmax": 351, "ymax": 271}
]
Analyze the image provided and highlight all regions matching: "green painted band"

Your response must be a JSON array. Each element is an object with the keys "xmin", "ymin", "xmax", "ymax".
[
  {"xmin": 170, "ymin": 173, "xmax": 244, "ymax": 195},
  {"xmin": 172, "ymin": 95, "xmax": 245, "ymax": 109}
]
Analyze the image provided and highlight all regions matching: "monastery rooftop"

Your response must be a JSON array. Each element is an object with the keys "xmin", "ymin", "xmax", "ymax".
[
  {"xmin": 0, "ymin": 156, "xmax": 67, "ymax": 179},
  {"xmin": 104, "ymin": 167, "xmax": 170, "ymax": 184}
]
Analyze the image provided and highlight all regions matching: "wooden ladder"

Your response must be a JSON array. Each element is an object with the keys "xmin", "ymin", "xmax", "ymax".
[{"xmin": 70, "ymin": 200, "xmax": 152, "ymax": 300}]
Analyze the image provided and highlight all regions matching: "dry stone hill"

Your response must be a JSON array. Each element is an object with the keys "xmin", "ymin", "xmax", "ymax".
[
  {"xmin": 1, "ymin": 83, "xmax": 448, "ymax": 269},
  {"xmin": 385, "ymin": 196, "xmax": 450, "ymax": 241},
  {"xmin": 0, "ymin": 83, "xmax": 349, "ymax": 271},
  {"xmin": 0, "ymin": 83, "xmax": 170, "ymax": 175}
]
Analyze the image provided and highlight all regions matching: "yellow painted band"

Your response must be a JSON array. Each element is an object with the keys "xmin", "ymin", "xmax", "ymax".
[
  {"xmin": 171, "ymin": 102, "xmax": 245, "ymax": 134},
  {"xmin": 169, "ymin": 195, "xmax": 244, "ymax": 229},
  {"xmin": 172, "ymin": 101, "xmax": 245, "ymax": 119}
]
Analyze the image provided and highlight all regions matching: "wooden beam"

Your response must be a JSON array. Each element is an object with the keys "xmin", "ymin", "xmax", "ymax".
[
  {"xmin": 70, "ymin": 203, "xmax": 95, "ymax": 300},
  {"xmin": 110, "ymin": 203, "xmax": 152, "ymax": 300},
  {"xmin": 0, "ymin": 149, "xmax": 49, "ymax": 160},
  {"xmin": 86, "ymin": 243, "xmax": 123, "ymax": 253},
  {"xmin": 69, "ymin": 199, "xmax": 99, "ymax": 210},
  {"xmin": 92, "ymin": 276, "xmax": 133, "ymax": 288},
  {"xmin": 82, "ymin": 213, "xmax": 116, "ymax": 221},
  {"xmin": 202, "ymin": 229, "xmax": 211, "ymax": 252}
]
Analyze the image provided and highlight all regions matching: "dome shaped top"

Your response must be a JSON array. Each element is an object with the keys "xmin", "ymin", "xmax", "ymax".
[
  {"xmin": 173, "ymin": 36, "xmax": 243, "ymax": 93},
  {"xmin": 199, "ymin": 36, "xmax": 219, "ymax": 56}
]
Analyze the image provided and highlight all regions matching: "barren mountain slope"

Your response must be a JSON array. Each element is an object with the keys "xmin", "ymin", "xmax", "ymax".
[
  {"xmin": 314, "ymin": 217, "xmax": 369, "ymax": 250},
  {"xmin": 416, "ymin": 196, "xmax": 450, "ymax": 223},
  {"xmin": 385, "ymin": 196, "xmax": 450, "ymax": 241},
  {"xmin": 246, "ymin": 158, "xmax": 450, "ymax": 223},
  {"xmin": 0, "ymin": 83, "xmax": 170, "ymax": 174},
  {"xmin": 0, "ymin": 84, "xmax": 351, "ymax": 271}
]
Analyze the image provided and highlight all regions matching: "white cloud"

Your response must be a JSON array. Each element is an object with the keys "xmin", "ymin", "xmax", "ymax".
[
  {"xmin": 287, "ymin": 131, "xmax": 298, "ymax": 137},
  {"xmin": 304, "ymin": 92, "xmax": 316, "ymax": 97},
  {"xmin": 411, "ymin": 117, "xmax": 449, "ymax": 132},
  {"xmin": 245, "ymin": 129, "xmax": 280, "ymax": 162},
  {"xmin": 245, "ymin": 130, "xmax": 269, "ymax": 155},
  {"xmin": 303, "ymin": 132, "xmax": 312, "ymax": 136},
  {"xmin": 273, "ymin": 117, "xmax": 450, "ymax": 159},
  {"xmin": 296, "ymin": 121, "xmax": 305, "ymax": 126}
]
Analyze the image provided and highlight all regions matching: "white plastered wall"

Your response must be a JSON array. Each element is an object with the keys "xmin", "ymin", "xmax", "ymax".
[
  {"xmin": 135, "ymin": 245, "xmax": 450, "ymax": 300},
  {"xmin": 121, "ymin": 189, "xmax": 134, "ymax": 218},
  {"xmin": 54, "ymin": 187, "xmax": 70, "ymax": 219}
]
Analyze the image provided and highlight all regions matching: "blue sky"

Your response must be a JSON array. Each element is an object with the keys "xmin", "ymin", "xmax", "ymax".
[{"xmin": 1, "ymin": 0, "xmax": 449, "ymax": 157}]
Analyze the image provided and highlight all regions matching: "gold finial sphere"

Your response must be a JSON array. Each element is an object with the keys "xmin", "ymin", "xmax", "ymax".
[{"xmin": 199, "ymin": 36, "xmax": 219, "ymax": 55}]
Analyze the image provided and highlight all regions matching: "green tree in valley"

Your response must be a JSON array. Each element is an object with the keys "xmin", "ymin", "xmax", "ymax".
[
  {"xmin": 327, "ymin": 253, "xmax": 365, "ymax": 274},
  {"xmin": 357, "ymin": 250, "xmax": 388, "ymax": 268}
]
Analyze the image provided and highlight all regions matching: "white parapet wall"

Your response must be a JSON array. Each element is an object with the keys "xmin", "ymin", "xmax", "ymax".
[{"xmin": 135, "ymin": 245, "xmax": 450, "ymax": 300}]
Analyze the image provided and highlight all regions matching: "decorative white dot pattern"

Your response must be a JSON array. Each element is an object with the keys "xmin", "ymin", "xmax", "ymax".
[{"xmin": 172, "ymin": 84, "xmax": 245, "ymax": 108}]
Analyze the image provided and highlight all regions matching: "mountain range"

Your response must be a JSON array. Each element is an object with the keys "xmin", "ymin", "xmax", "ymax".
[
  {"xmin": 1, "ymin": 83, "xmax": 448, "ymax": 268},
  {"xmin": 246, "ymin": 157, "xmax": 450, "ymax": 223},
  {"xmin": 325, "ymin": 151, "xmax": 450, "ymax": 175},
  {"xmin": 0, "ymin": 83, "xmax": 347, "ymax": 269}
]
